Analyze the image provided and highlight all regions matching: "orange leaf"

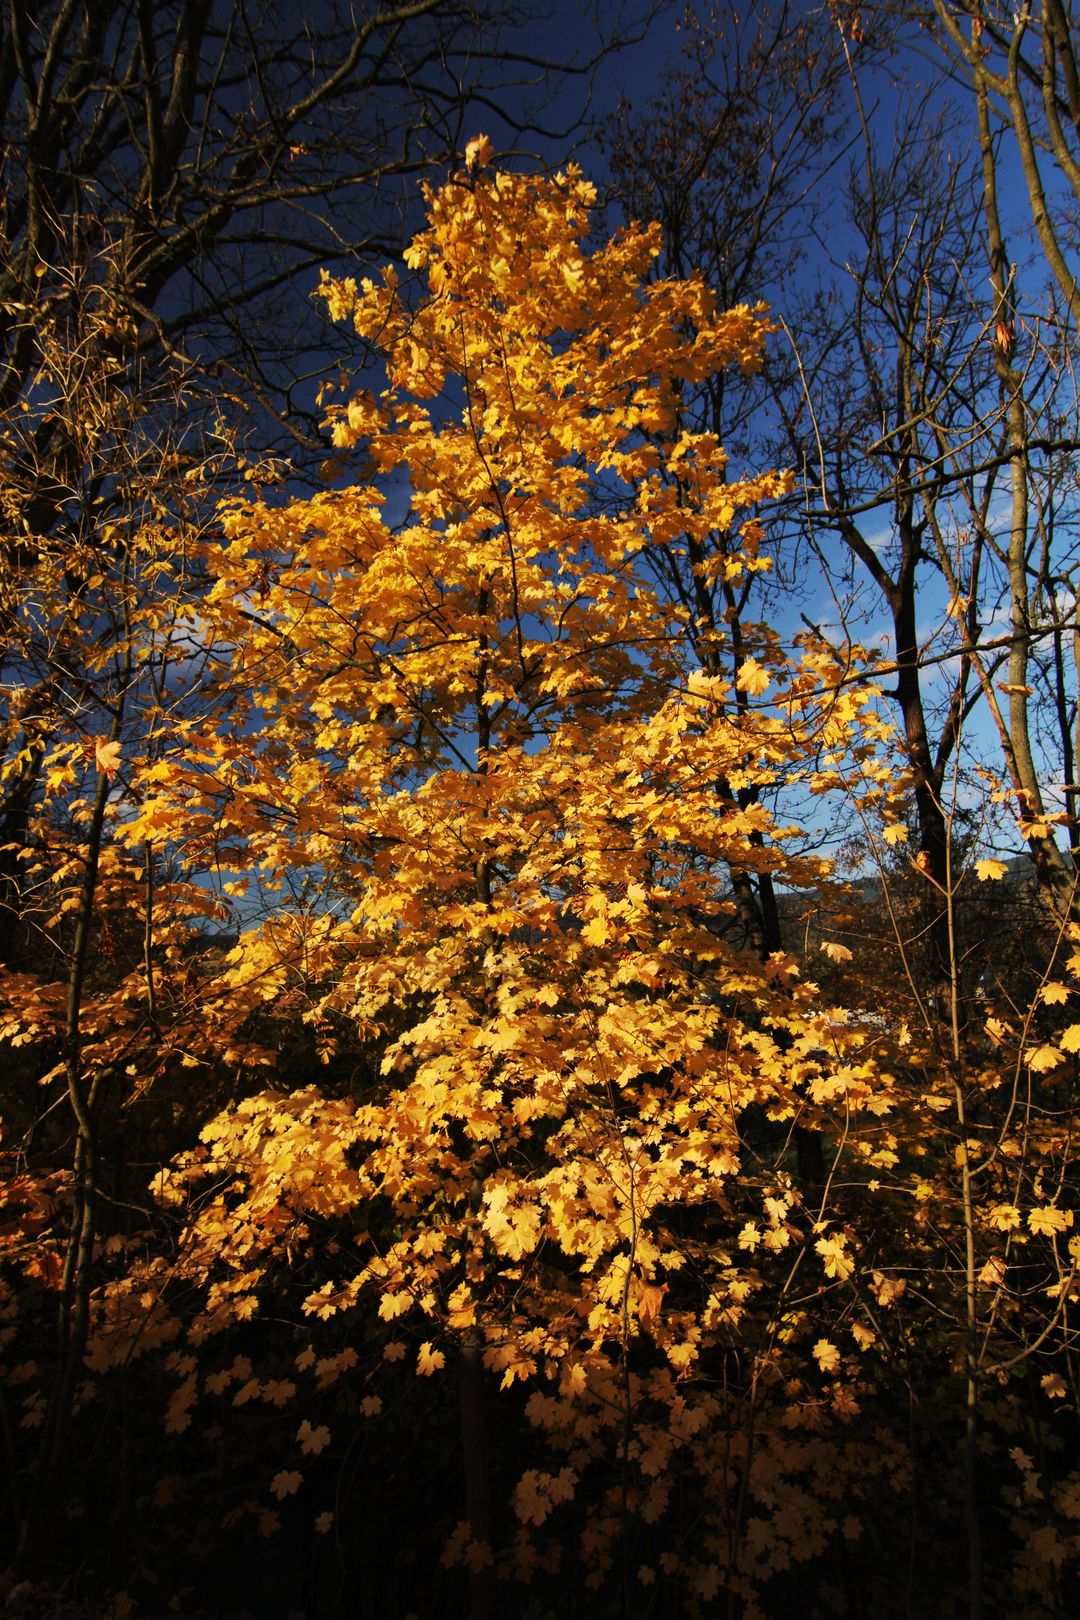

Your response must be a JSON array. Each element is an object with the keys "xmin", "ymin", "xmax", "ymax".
[{"xmin": 94, "ymin": 738, "xmax": 122, "ymax": 775}]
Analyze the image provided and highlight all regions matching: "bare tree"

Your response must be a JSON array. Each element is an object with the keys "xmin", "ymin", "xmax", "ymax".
[
  {"xmin": 926, "ymin": 0, "xmax": 1080, "ymax": 331},
  {"xmin": 601, "ymin": 0, "xmax": 864, "ymax": 951},
  {"xmin": 0, "ymin": 0, "xmax": 622, "ymax": 439}
]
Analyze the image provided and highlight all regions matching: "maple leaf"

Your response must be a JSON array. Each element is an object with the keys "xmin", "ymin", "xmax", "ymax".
[
  {"xmin": 441, "ymin": 1523, "xmax": 471, "ymax": 1569},
  {"xmin": 378, "ymin": 1289, "xmax": 413, "ymax": 1321},
  {"xmin": 815, "ymin": 1232, "xmax": 854, "ymax": 1279},
  {"xmin": 975, "ymin": 859, "xmax": 1008, "ymax": 881},
  {"xmin": 270, "ymin": 1469, "xmax": 303, "ymax": 1500},
  {"xmin": 1040, "ymin": 981, "xmax": 1070, "ymax": 1005},
  {"xmin": 261, "ymin": 1379, "xmax": 295, "ymax": 1407},
  {"xmin": 686, "ymin": 669, "xmax": 729, "ymax": 703},
  {"xmin": 813, "ymin": 1338, "xmax": 841, "ymax": 1374},
  {"xmin": 821, "ymin": 940, "xmax": 853, "ymax": 963},
  {"xmin": 1026, "ymin": 1044, "xmax": 1064, "ymax": 1072},
  {"xmin": 417, "ymin": 1342, "xmax": 445, "ymax": 1376},
  {"xmin": 297, "ymin": 1420, "xmax": 331, "ymax": 1455},
  {"xmin": 164, "ymin": 1374, "xmax": 197, "ymax": 1435},
  {"xmin": 464, "ymin": 133, "xmax": 493, "ymax": 170},
  {"xmin": 514, "ymin": 1470, "xmax": 552, "ymax": 1527},
  {"xmin": 870, "ymin": 1272, "xmax": 905, "ymax": 1306},
  {"xmin": 1028, "ymin": 1206, "xmax": 1073, "ymax": 1236},
  {"xmin": 736, "ymin": 657, "xmax": 770, "ymax": 696},
  {"xmin": 464, "ymin": 1539, "xmax": 494, "ymax": 1573},
  {"xmin": 94, "ymin": 737, "xmax": 122, "ymax": 775}
]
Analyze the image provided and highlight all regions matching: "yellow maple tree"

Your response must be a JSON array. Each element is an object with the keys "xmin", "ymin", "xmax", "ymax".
[{"xmin": 106, "ymin": 147, "xmax": 915, "ymax": 1608}]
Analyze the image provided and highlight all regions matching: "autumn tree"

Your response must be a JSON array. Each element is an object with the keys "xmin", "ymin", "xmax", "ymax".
[
  {"xmin": 910, "ymin": 0, "xmax": 1080, "ymax": 920},
  {"xmin": 796, "ymin": 5, "xmax": 1080, "ymax": 927},
  {"xmin": 78, "ymin": 144, "xmax": 927, "ymax": 1617}
]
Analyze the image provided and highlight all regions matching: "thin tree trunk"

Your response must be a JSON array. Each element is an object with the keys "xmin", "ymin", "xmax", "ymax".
[
  {"xmin": 946, "ymin": 831, "xmax": 983, "ymax": 1620},
  {"xmin": 17, "ymin": 707, "xmax": 121, "ymax": 1573},
  {"xmin": 458, "ymin": 1330, "xmax": 497, "ymax": 1620}
]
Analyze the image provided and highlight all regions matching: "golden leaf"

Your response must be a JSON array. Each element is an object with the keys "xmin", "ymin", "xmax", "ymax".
[
  {"xmin": 1028, "ymin": 1206, "xmax": 1073, "ymax": 1236},
  {"xmin": 464, "ymin": 134, "xmax": 493, "ymax": 170},
  {"xmin": 736, "ymin": 657, "xmax": 771, "ymax": 696},
  {"xmin": 94, "ymin": 737, "xmax": 122, "ymax": 775},
  {"xmin": 813, "ymin": 1338, "xmax": 841, "ymax": 1374}
]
